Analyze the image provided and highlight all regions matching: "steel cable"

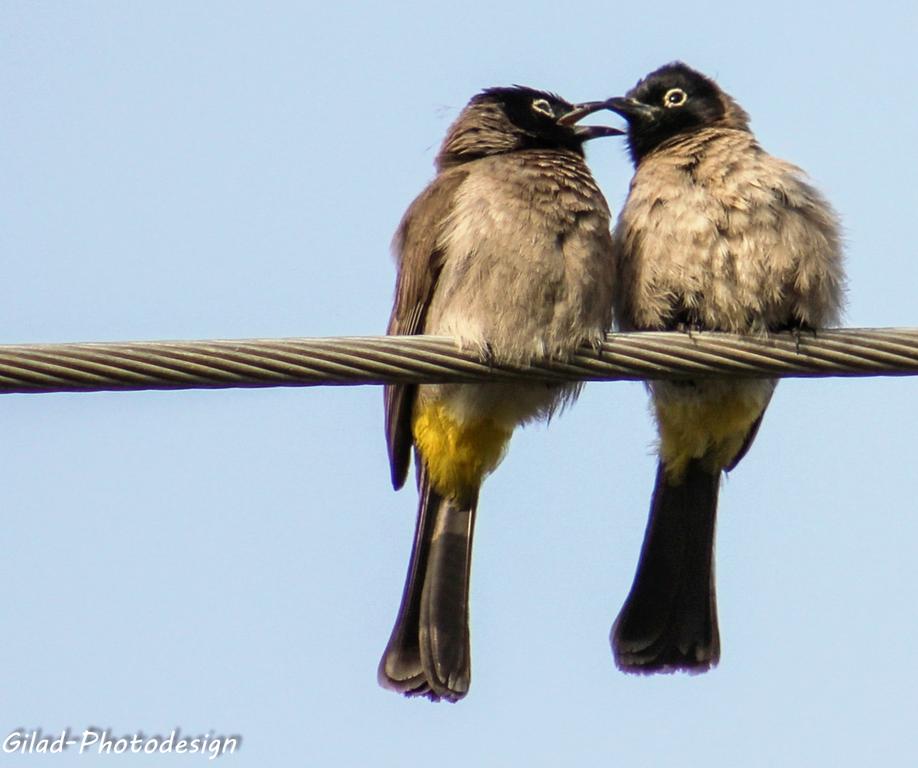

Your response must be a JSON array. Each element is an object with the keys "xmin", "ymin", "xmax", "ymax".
[{"xmin": 0, "ymin": 328, "xmax": 916, "ymax": 395}]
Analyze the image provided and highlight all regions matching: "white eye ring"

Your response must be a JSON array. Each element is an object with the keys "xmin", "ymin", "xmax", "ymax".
[
  {"xmin": 531, "ymin": 98, "xmax": 555, "ymax": 117},
  {"xmin": 663, "ymin": 88, "xmax": 688, "ymax": 108}
]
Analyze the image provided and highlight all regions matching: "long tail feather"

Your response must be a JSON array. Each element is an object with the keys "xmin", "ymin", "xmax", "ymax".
[
  {"xmin": 379, "ymin": 465, "xmax": 476, "ymax": 701},
  {"xmin": 612, "ymin": 459, "xmax": 720, "ymax": 673}
]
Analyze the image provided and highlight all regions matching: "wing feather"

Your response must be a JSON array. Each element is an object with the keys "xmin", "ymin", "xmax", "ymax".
[{"xmin": 385, "ymin": 168, "xmax": 468, "ymax": 489}]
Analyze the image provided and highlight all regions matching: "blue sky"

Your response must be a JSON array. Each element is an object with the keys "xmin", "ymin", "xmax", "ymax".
[{"xmin": 3, "ymin": 2, "xmax": 917, "ymax": 765}]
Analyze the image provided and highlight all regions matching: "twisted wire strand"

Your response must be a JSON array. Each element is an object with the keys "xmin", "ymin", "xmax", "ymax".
[{"xmin": 0, "ymin": 328, "xmax": 916, "ymax": 395}]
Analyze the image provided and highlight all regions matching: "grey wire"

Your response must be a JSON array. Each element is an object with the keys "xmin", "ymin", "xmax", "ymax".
[{"xmin": 0, "ymin": 329, "xmax": 916, "ymax": 395}]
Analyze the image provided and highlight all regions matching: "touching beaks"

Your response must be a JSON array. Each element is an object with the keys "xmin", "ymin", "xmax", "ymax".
[
  {"xmin": 575, "ymin": 123, "xmax": 626, "ymax": 140},
  {"xmin": 603, "ymin": 96, "xmax": 660, "ymax": 123},
  {"xmin": 558, "ymin": 101, "xmax": 624, "ymax": 138}
]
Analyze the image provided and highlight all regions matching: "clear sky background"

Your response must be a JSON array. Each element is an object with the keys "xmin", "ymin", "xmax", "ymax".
[{"xmin": 3, "ymin": 2, "xmax": 917, "ymax": 765}]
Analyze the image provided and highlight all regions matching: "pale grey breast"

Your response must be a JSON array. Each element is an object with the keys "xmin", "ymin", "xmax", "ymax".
[
  {"xmin": 613, "ymin": 128, "xmax": 844, "ymax": 333},
  {"xmin": 427, "ymin": 149, "xmax": 614, "ymax": 363}
]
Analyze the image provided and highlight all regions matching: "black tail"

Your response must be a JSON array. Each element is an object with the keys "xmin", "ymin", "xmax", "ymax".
[
  {"xmin": 612, "ymin": 458, "xmax": 721, "ymax": 673},
  {"xmin": 378, "ymin": 464, "xmax": 477, "ymax": 702}
]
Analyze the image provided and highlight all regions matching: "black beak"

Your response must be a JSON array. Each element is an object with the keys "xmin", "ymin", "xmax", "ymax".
[
  {"xmin": 604, "ymin": 96, "xmax": 660, "ymax": 123},
  {"xmin": 558, "ymin": 100, "xmax": 624, "ymax": 138}
]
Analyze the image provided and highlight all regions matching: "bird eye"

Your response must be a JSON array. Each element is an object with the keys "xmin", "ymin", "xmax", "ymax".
[
  {"xmin": 663, "ymin": 88, "xmax": 688, "ymax": 108},
  {"xmin": 531, "ymin": 98, "xmax": 555, "ymax": 117}
]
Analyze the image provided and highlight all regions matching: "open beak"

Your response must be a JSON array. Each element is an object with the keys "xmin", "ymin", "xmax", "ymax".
[
  {"xmin": 603, "ymin": 96, "xmax": 661, "ymax": 124},
  {"xmin": 558, "ymin": 100, "xmax": 624, "ymax": 139}
]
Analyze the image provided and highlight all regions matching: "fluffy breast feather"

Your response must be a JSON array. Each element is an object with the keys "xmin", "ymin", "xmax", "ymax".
[{"xmin": 612, "ymin": 129, "xmax": 844, "ymax": 332}]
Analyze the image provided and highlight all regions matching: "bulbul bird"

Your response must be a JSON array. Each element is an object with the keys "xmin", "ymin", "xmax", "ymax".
[
  {"xmin": 379, "ymin": 86, "xmax": 620, "ymax": 701},
  {"xmin": 605, "ymin": 62, "xmax": 845, "ymax": 673}
]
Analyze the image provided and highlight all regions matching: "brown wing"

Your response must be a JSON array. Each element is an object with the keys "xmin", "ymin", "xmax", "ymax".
[
  {"xmin": 725, "ymin": 408, "xmax": 767, "ymax": 472},
  {"xmin": 385, "ymin": 167, "xmax": 468, "ymax": 490}
]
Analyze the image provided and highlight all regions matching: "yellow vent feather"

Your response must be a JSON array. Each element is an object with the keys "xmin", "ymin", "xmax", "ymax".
[{"xmin": 412, "ymin": 402, "xmax": 512, "ymax": 499}]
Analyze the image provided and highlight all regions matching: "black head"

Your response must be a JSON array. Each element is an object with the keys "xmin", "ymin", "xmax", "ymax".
[
  {"xmin": 605, "ymin": 62, "xmax": 750, "ymax": 165},
  {"xmin": 437, "ymin": 85, "xmax": 621, "ymax": 169}
]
